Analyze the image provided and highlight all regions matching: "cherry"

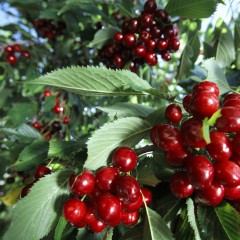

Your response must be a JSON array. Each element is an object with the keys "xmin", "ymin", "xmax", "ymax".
[
  {"xmin": 170, "ymin": 172, "xmax": 194, "ymax": 198},
  {"xmin": 139, "ymin": 30, "xmax": 151, "ymax": 43},
  {"xmin": 113, "ymin": 54, "xmax": 125, "ymax": 68},
  {"xmin": 95, "ymin": 192, "xmax": 122, "ymax": 226},
  {"xmin": 168, "ymin": 38, "xmax": 180, "ymax": 52},
  {"xmin": 223, "ymin": 93, "xmax": 240, "ymax": 103},
  {"xmin": 122, "ymin": 194, "xmax": 143, "ymax": 212},
  {"xmin": 63, "ymin": 198, "xmax": 87, "ymax": 224},
  {"xmin": 141, "ymin": 187, "xmax": 152, "ymax": 205},
  {"xmin": 161, "ymin": 51, "xmax": 171, "ymax": 61},
  {"xmin": 232, "ymin": 132, "xmax": 240, "ymax": 156},
  {"xmin": 6, "ymin": 54, "xmax": 17, "ymax": 64},
  {"xmin": 53, "ymin": 105, "xmax": 64, "ymax": 114},
  {"xmin": 165, "ymin": 103, "xmax": 182, "ymax": 124},
  {"xmin": 114, "ymin": 175, "xmax": 141, "ymax": 204},
  {"xmin": 154, "ymin": 9, "xmax": 170, "ymax": 23},
  {"xmin": 112, "ymin": 147, "xmax": 138, "ymax": 172},
  {"xmin": 128, "ymin": 18, "xmax": 140, "ymax": 33},
  {"xmin": 145, "ymin": 39, "xmax": 157, "ymax": 51},
  {"xmin": 192, "ymin": 81, "xmax": 220, "ymax": 97},
  {"xmin": 51, "ymin": 121, "xmax": 62, "ymax": 132},
  {"xmin": 181, "ymin": 117, "xmax": 207, "ymax": 148},
  {"xmin": 224, "ymin": 185, "xmax": 240, "ymax": 200},
  {"xmin": 34, "ymin": 165, "xmax": 51, "ymax": 180},
  {"xmin": 190, "ymin": 92, "xmax": 219, "ymax": 119},
  {"xmin": 114, "ymin": 32, "xmax": 124, "ymax": 43},
  {"xmin": 4, "ymin": 45, "xmax": 14, "ymax": 54},
  {"xmin": 123, "ymin": 33, "xmax": 137, "ymax": 48},
  {"xmin": 144, "ymin": 52, "xmax": 158, "ymax": 66},
  {"xmin": 83, "ymin": 203, "xmax": 97, "ymax": 224},
  {"xmin": 32, "ymin": 121, "xmax": 41, "ymax": 130},
  {"xmin": 95, "ymin": 166, "xmax": 119, "ymax": 192},
  {"xmin": 43, "ymin": 89, "xmax": 52, "ymax": 97},
  {"xmin": 122, "ymin": 210, "xmax": 140, "ymax": 226},
  {"xmin": 20, "ymin": 182, "xmax": 34, "ymax": 198},
  {"xmin": 150, "ymin": 25, "xmax": 162, "ymax": 38},
  {"xmin": 74, "ymin": 221, "xmax": 87, "ymax": 229},
  {"xmin": 230, "ymin": 153, "xmax": 240, "ymax": 167},
  {"xmin": 185, "ymin": 155, "xmax": 214, "ymax": 190},
  {"xmin": 223, "ymin": 99, "xmax": 240, "ymax": 108},
  {"xmin": 88, "ymin": 187, "xmax": 102, "ymax": 203},
  {"xmin": 134, "ymin": 45, "xmax": 147, "ymax": 58},
  {"xmin": 140, "ymin": 13, "xmax": 153, "ymax": 28},
  {"xmin": 196, "ymin": 182, "xmax": 224, "ymax": 206},
  {"xmin": 88, "ymin": 219, "xmax": 106, "ymax": 233},
  {"xmin": 206, "ymin": 132, "xmax": 232, "ymax": 161},
  {"xmin": 12, "ymin": 43, "xmax": 22, "ymax": 52},
  {"xmin": 62, "ymin": 116, "xmax": 71, "ymax": 124},
  {"xmin": 157, "ymin": 38, "xmax": 169, "ymax": 51},
  {"xmin": 150, "ymin": 124, "xmax": 163, "ymax": 147},
  {"xmin": 69, "ymin": 170, "xmax": 95, "ymax": 196},
  {"xmin": 182, "ymin": 94, "xmax": 192, "ymax": 113},
  {"xmin": 21, "ymin": 50, "xmax": 31, "ymax": 58},
  {"xmin": 144, "ymin": 0, "xmax": 157, "ymax": 13},
  {"xmin": 164, "ymin": 25, "xmax": 177, "ymax": 38},
  {"xmin": 129, "ymin": 61, "xmax": 138, "ymax": 73},
  {"xmin": 214, "ymin": 161, "xmax": 240, "ymax": 187},
  {"xmin": 215, "ymin": 107, "xmax": 240, "ymax": 133}
]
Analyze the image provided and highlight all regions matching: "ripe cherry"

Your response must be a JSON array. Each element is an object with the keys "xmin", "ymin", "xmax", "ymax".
[
  {"xmin": 170, "ymin": 172, "xmax": 194, "ymax": 198},
  {"xmin": 112, "ymin": 147, "xmax": 138, "ymax": 172},
  {"xmin": 144, "ymin": 0, "xmax": 157, "ymax": 13},
  {"xmin": 192, "ymin": 81, "xmax": 220, "ymax": 97},
  {"xmin": 154, "ymin": 9, "xmax": 170, "ymax": 23},
  {"xmin": 139, "ymin": 30, "xmax": 151, "ymax": 43},
  {"xmin": 20, "ymin": 182, "xmax": 34, "ymax": 198},
  {"xmin": 144, "ymin": 52, "xmax": 158, "ymax": 66},
  {"xmin": 223, "ymin": 99, "xmax": 240, "ymax": 108},
  {"xmin": 161, "ymin": 51, "xmax": 171, "ymax": 61},
  {"xmin": 53, "ymin": 105, "xmax": 64, "ymax": 114},
  {"xmin": 224, "ymin": 185, "xmax": 240, "ymax": 200},
  {"xmin": 122, "ymin": 210, "xmax": 140, "ymax": 226},
  {"xmin": 6, "ymin": 54, "xmax": 17, "ymax": 64},
  {"xmin": 88, "ymin": 219, "xmax": 106, "ymax": 233},
  {"xmin": 43, "ymin": 89, "xmax": 52, "ymax": 97},
  {"xmin": 4, "ymin": 45, "xmax": 14, "ymax": 54},
  {"xmin": 113, "ymin": 54, "xmax": 124, "ymax": 68},
  {"xmin": 83, "ymin": 203, "xmax": 97, "ymax": 224},
  {"xmin": 182, "ymin": 94, "xmax": 192, "ymax": 113},
  {"xmin": 185, "ymin": 155, "xmax": 214, "ymax": 190},
  {"xmin": 114, "ymin": 32, "xmax": 124, "ymax": 43},
  {"xmin": 63, "ymin": 198, "xmax": 87, "ymax": 224},
  {"xmin": 134, "ymin": 45, "xmax": 147, "ymax": 58},
  {"xmin": 168, "ymin": 38, "xmax": 180, "ymax": 52},
  {"xmin": 223, "ymin": 93, "xmax": 240, "ymax": 103},
  {"xmin": 122, "ymin": 194, "xmax": 143, "ymax": 212},
  {"xmin": 232, "ymin": 132, "xmax": 240, "ymax": 156},
  {"xmin": 34, "ymin": 165, "xmax": 51, "ymax": 180},
  {"xmin": 123, "ymin": 33, "xmax": 137, "ymax": 48},
  {"xmin": 157, "ymin": 38, "xmax": 169, "ymax": 51},
  {"xmin": 32, "ymin": 121, "xmax": 41, "ymax": 130},
  {"xmin": 69, "ymin": 170, "xmax": 95, "ymax": 196},
  {"xmin": 141, "ymin": 187, "xmax": 152, "ymax": 205},
  {"xmin": 140, "ymin": 13, "xmax": 153, "ymax": 28},
  {"xmin": 63, "ymin": 116, "xmax": 71, "ymax": 124},
  {"xmin": 128, "ymin": 18, "xmax": 140, "ymax": 33},
  {"xmin": 150, "ymin": 25, "xmax": 162, "ymax": 38},
  {"xmin": 13, "ymin": 43, "xmax": 22, "ymax": 52},
  {"xmin": 165, "ymin": 103, "xmax": 182, "ymax": 124},
  {"xmin": 21, "ymin": 50, "xmax": 31, "ymax": 58},
  {"xmin": 145, "ymin": 39, "xmax": 157, "ymax": 51}
]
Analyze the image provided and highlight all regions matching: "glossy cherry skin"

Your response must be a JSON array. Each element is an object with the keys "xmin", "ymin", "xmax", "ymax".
[
  {"xmin": 83, "ymin": 203, "xmax": 97, "ymax": 224},
  {"xmin": 128, "ymin": 18, "xmax": 140, "ymax": 33},
  {"xmin": 112, "ymin": 147, "xmax": 138, "ymax": 172},
  {"xmin": 114, "ymin": 175, "xmax": 141, "ymax": 204},
  {"xmin": 95, "ymin": 192, "xmax": 122, "ymax": 226},
  {"xmin": 144, "ymin": 52, "xmax": 158, "ymax": 66},
  {"xmin": 150, "ymin": 124, "xmax": 163, "ymax": 147},
  {"xmin": 214, "ymin": 161, "xmax": 240, "ymax": 187},
  {"xmin": 88, "ymin": 219, "xmax": 106, "ymax": 233},
  {"xmin": 154, "ymin": 9, "xmax": 170, "ymax": 23},
  {"xmin": 185, "ymin": 155, "xmax": 214, "ymax": 190},
  {"xmin": 165, "ymin": 103, "xmax": 182, "ymax": 124},
  {"xmin": 63, "ymin": 198, "xmax": 87, "ymax": 224},
  {"xmin": 32, "ymin": 121, "xmax": 41, "ymax": 130},
  {"xmin": 168, "ymin": 38, "xmax": 180, "ymax": 52},
  {"xmin": 21, "ymin": 50, "xmax": 31, "ymax": 58},
  {"xmin": 141, "ymin": 187, "xmax": 152, "ymax": 205},
  {"xmin": 13, "ymin": 43, "xmax": 22, "ymax": 52},
  {"xmin": 34, "ymin": 165, "xmax": 51, "ymax": 181},
  {"xmin": 161, "ymin": 51, "xmax": 171, "ymax": 61},
  {"xmin": 150, "ymin": 25, "xmax": 162, "ymax": 38},
  {"xmin": 145, "ymin": 39, "xmax": 157, "ymax": 51},
  {"xmin": 190, "ymin": 92, "xmax": 219, "ymax": 119},
  {"xmin": 181, "ymin": 117, "xmax": 207, "ymax": 148},
  {"xmin": 155, "ymin": 124, "xmax": 183, "ymax": 151},
  {"xmin": 140, "ymin": 13, "xmax": 153, "ymax": 28},
  {"xmin": 144, "ymin": 0, "xmax": 157, "ymax": 13},
  {"xmin": 223, "ymin": 99, "xmax": 240, "ymax": 108},
  {"xmin": 53, "ymin": 105, "xmax": 64, "ymax": 114},
  {"xmin": 196, "ymin": 182, "xmax": 224, "ymax": 206},
  {"xmin": 6, "ymin": 54, "xmax": 17, "ymax": 64},
  {"xmin": 122, "ymin": 210, "xmax": 140, "ymax": 226},
  {"xmin": 122, "ymin": 194, "xmax": 143, "ymax": 212},
  {"xmin": 192, "ymin": 81, "xmax": 220, "ymax": 97},
  {"xmin": 183, "ymin": 94, "xmax": 192, "ymax": 113},
  {"xmin": 114, "ymin": 32, "xmax": 124, "ymax": 43},
  {"xmin": 170, "ymin": 172, "xmax": 194, "ymax": 198},
  {"xmin": 43, "ymin": 89, "xmax": 51, "ymax": 96},
  {"xmin": 223, "ymin": 93, "xmax": 240, "ymax": 103},
  {"xmin": 224, "ymin": 185, "xmax": 240, "ymax": 200},
  {"xmin": 113, "ymin": 54, "xmax": 124, "ymax": 69},
  {"xmin": 69, "ymin": 170, "xmax": 95, "ymax": 196},
  {"xmin": 215, "ymin": 107, "xmax": 240, "ymax": 133},
  {"xmin": 230, "ymin": 153, "xmax": 240, "ymax": 167},
  {"xmin": 206, "ymin": 132, "xmax": 232, "ymax": 161},
  {"xmin": 63, "ymin": 116, "xmax": 71, "ymax": 124},
  {"xmin": 4, "ymin": 45, "xmax": 14, "ymax": 54},
  {"xmin": 134, "ymin": 45, "xmax": 147, "ymax": 58},
  {"xmin": 123, "ymin": 33, "xmax": 137, "ymax": 48},
  {"xmin": 232, "ymin": 132, "xmax": 240, "ymax": 156},
  {"xmin": 139, "ymin": 30, "xmax": 151, "ymax": 42},
  {"xmin": 157, "ymin": 38, "xmax": 169, "ymax": 51},
  {"xmin": 95, "ymin": 166, "xmax": 119, "ymax": 192}
]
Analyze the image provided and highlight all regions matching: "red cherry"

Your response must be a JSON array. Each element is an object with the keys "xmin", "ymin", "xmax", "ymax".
[
  {"xmin": 141, "ymin": 187, "xmax": 152, "ymax": 205},
  {"xmin": 140, "ymin": 13, "xmax": 153, "ymax": 28},
  {"xmin": 223, "ymin": 93, "xmax": 240, "ymax": 103},
  {"xmin": 112, "ymin": 147, "xmax": 138, "ymax": 172},
  {"xmin": 74, "ymin": 221, "xmax": 87, "ymax": 229},
  {"xmin": 88, "ymin": 219, "xmax": 106, "ymax": 233},
  {"xmin": 95, "ymin": 192, "xmax": 122, "ymax": 226},
  {"xmin": 122, "ymin": 194, "xmax": 143, "ymax": 212},
  {"xmin": 170, "ymin": 172, "xmax": 194, "ymax": 198},
  {"xmin": 123, "ymin": 33, "xmax": 137, "ymax": 48},
  {"xmin": 145, "ymin": 39, "xmax": 157, "ymax": 51},
  {"xmin": 83, "ymin": 203, "xmax": 97, "ymax": 224},
  {"xmin": 150, "ymin": 124, "xmax": 163, "ymax": 147},
  {"xmin": 230, "ymin": 153, "xmax": 240, "ymax": 167},
  {"xmin": 134, "ymin": 45, "xmax": 147, "ymax": 58},
  {"xmin": 150, "ymin": 25, "xmax": 162, "ymax": 38},
  {"xmin": 165, "ymin": 103, "xmax": 182, "ymax": 124},
  {"xmin": 183, "ymin": 94, "xmax": 192, "ymax": 113},
  {"xmin": 12, "ymin": 43, "xmax": 22, "ymax": 52},
  {"xmin": 88, "ymin": 187, "xmax": 102, "ymax": 203},
  {"xmin": 157, "ymin": 38, "xmax": 169, "ymax": 51},
  {"xmin": 114, "ymin": 32, "xmax": 124, "ymax": 43},
  {"xmin": 21, "ymin": 50, "xmax": 31, "ymax": 58},
  {"xmin": 95, "ymin": 166, "xmax": 119, "ymax": 192},
  {"xmin": 144, "ymin": 0, "xmax": 157, "ymax": 13},
  {"xmin": 206, "ymin": 132, "xmax": 232, "ymax": 161},
  {"xmin": 232, "ymin": 132, "xmax": 240, "ymax": 156},
  {"xmin": 20, "ymin": 182, "xmax": 34, "ymax": 198},
  {"xmin": 69, "ymin": 170, "xmax": 95, "ymax": 196},
  {"xmin": 32, "ymin": 121, "xmax": 41, "ymax": 130},
  {"xmin": 128, "ymin": 18, "xmax": 140, "ymax": 33},
  {"xmin": 144, "ymin": 52, "xmax": 158, "ymax": 66},
  {"xmin": 53, "ymin": 105, "xmax": 64, "ymax": 114},
  {"xmin": 214, "ymin": 161, "xmax": 240, "ymax": 187},
  {"xmin": 223, "ymin": 99, "xmax": 240, "ymax": 108},
  {"xmin": 113, "ymin": 54, "xmax": 125, "ymax": 68},
  {"xmin": 4, "ymin": 45, "xmax": 14, "ymax": 54},
  {"xmin": 34, "ymin": 165, "xmax": 51, "ymax": 180},
  {"xmin": 63, "ymin": 198, "xmax": 87, "ymax": 224},
  {"xmin": 164, "ymin": 25, "xmax": 177, "ymax": 38},
  {"xmin": 224, "ymin": 185, "xmax": 240, "ymax": 200},
  {"xmin": 129, "ymin": 61, "xmax": 138, "ymax": 73},
  {"xmin": 6, "ymin": 54, "xmax": 17, "ymax": 64},
  {"xmin": 63, "ymin": 116, "xmax": 71, "ymax": 124},
  {"xmin": 196, "ymin": 182, "xmax": 224, "ymax": 206},
  {"xmin": 139, "ymin": 30, "xmax": 151, "ymax": 43},
  {"xmin": 161, "ymin": 51, "xmax": 171, "ymax": 61},
  {"xmin": 185, "ymin": 155, "xmax": 214, "ymax": 190},
  {"xmin": 154, "ymin": 9, "xmax": 170, "ymax": 23},
  {"xmin": 122, "ymin": 210, "xmax": 140, "ymax": 226},
  {"xmin": 43, "ymin": 89, "xmax": 52, "ymax": 97},
  {"xmin": 168, "ymin": 38, "xmax": 180, "ymax": 52},
  {"xmin": 192, "ymin": 81, "xmax": 220, "ymax": 97}
]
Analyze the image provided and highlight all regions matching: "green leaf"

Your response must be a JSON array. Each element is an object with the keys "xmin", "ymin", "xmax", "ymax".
[
  {"xmin": 26, "ymin": 66, "xmax": 152, "ymax": 97},
  {"xmin": 3, "ymin": 170, "xmax": 73, "ymax": 240},
  {"xmin": 7, "ymin": 102, "xmax": 38, "ymax": 127},
  {"xmin": 41, "ymin": 96, "xmax": 56, "ymax": 113},
  {"xmin": 48, "ymin": 141, "xmax": 85, "ymax": 159},
  {"xmin": 0, "ymin": 124, "xmax": 42, "ymax": 143},
  {"xmin": 186, "ymin": 198, "xmax": 201, "ymax": 240},
  {"xmin": 143, "ymin": 207, "xmax": 174, "ymax": 240},
  {"xmin": 98, "ymin": 103, "xmax": 156, "ymax": 119},
  {"xmin": 54, "ymin": 216, "xmax": 67, "ymax": 240},
  {"xmin": 84, "ymin": 117, "xmax": 151, "ymax": 170},
  {"xmin": 88, "ymin": 27, "xmax": 119, "ymax": 49},
  {"xmin": 119, "ymin": 224, "xmax": 144, "ymax": 240},
  {"xmin": 137, "ymin": 167, "xmax": 160, "ymax": 187},
  {"xmin": 215, "ymin": 22, "xmax": 236, "ymax": 68},
  {"xmin": 234, "ymin": 23, "xmax": 240, "ymax": 69},
  {"xmin": 197, "ymin": 201, "xmax": 240, "ymax": 240},
  {"xmin": 201, "ymin": 58, "xmax": 231, "ymax": 95},
  {"xmin": 11, "ymin": 138, "xmax": 49, "ymax": 171},
  {"xmin": 165, "ymin": 0, "xmax": 217, "ymax": 18}
]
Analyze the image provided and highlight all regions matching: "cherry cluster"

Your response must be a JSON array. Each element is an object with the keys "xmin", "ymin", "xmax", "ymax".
[
  {"xmin": 99, "ymin": 0, "xmax": 180, "ymax": 71},
  {"xmin": 20, "ymin": 165, "xmax": 51, "ymax": 198},
  {"xmin": 3, "ymin": 43, "xmax": 30, "ymax": 65},
  {"xmin": 31, "ymin": 89, "xmax": 70, "ymax": 140},
  {"xmin": 63, "ymin": 147, "xmax": 152, "ymax": 233},
  {"xmin": 33, "ymin": 19, "xmax": 66, "ymax": 41},
  {"xmin": 150, "ymin": 81, "xmax": 240, "ymax": 206}
]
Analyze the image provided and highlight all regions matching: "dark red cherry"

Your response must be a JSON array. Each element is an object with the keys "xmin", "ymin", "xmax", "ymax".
[
  {"xmin": 223, "ymin": 93, "xmax": 240, "ymax": 103},
  {"xmin": 150, "ymin": 25, "xmax": 162, "ymax": 38},
  {"xmin": 232, "ymin": 132, "xmax": 240, "ymax": 156},
  {"xmin": 128, "ymin": 18, "xmax": 140, "ymax": 33},
  {"xmin": 140, "ymin": 13, "xmax": 153, "ymax": 28},
  {"xmin": 20, "ymin": 182, "xmax": 34, "ymax": 198},
  {"xmin": 88, "ymin": 219, "xmax": 106, "ymax": 233},
  {"xmin": 145, "ymin": 39, "xmax": 157, "ymax": 51},
  {"xmin": 114, "ymin": 32, "xmax": 124, "ymax": 43},
  {"xmin": 34, "ymin": 165, "xmax": 51, "ymax": 180},
  {"xmin": 224, "ymin": 185, "xmax": 240, "ymax": 200},
  {"xmin": 134, "ymin": 45, "xmax": 147, "ymax": 58},
  {"xmin": 183, "ymin": 94, "xmax": 192, "ymax": 113},
  {"xmin": 139, "ymin": 30, "xmax": 151, "ymax": 43},
  {"xmin": 6, "ymin": 54, "xmax": 17, "ymax": 64},
  {"xmin": 141, "ymin": 187, "xmax": 152, "ymax": 205},
  {"xmin": 83, "ymin": 203, "xmax": 97, "ymax": 224},
  {"xmin": 21, "ymin": 50, "xmax": 31, "ymax": 58},
  {"xmin": 123, "ymin": 33, "xmax": 137, "ymax": 48},
  {"xmin": 230, "ymin": 154, "xmax": 240, "ymax": 167},
  {"xmin": 144, "ymin": 52, "xmax": 158, "ymax": 66},
  {"xmin": 161, "ymin": 51, "xmax": 171, "ymax": 61},
  {"xmin": 122, "ymin": 194, "xmax": 143, "ymax": 212},
  {"xmin": 4, "ymin": 45, "xmax": 14, "ymax": 54},
  {"xmin": 154, "ymin": 9, "xmax": 170, "ymax": 23},
  {"xmin": 168, "ymin": 38, "xmax": 180, "ymax": 52},
  {"xmin": 122, "ymin": 210, "xmax": 140, "ymax": 226},
  {"xmin": 157, "ymin": 38, "xmax": 169, "ymax": 51},
  {"xmin": 12, "ymin": 43, "xmax": 22, "ymax": 52},
  {"xmin": 32, "ymin": 121, "xmax": 41, "ymax": 130},
  {"xmin": 165, "ymin": 103, "xmax": 182, "ymax": 124},
  {"xmin": 192, "ymin": 81, "xmax": 220, "ymax": 97},
  {"xmin": 113, "ymin": 54, "xmax": 125, "ymax": 68},
  {"xmin": 144, "ymin": 0, "xmax": 157, "ymax": 13}
]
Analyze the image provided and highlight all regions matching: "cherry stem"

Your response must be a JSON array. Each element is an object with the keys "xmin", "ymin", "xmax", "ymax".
[{"xmin": 135, "ymin": 145, "xmax": 155, "ymax": 156}]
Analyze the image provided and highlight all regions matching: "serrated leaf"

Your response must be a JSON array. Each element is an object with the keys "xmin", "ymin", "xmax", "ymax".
[
  {"xmin": 143, "ymin": 206, "xmax": 174, "ymax": 240},
  {"xmin": 54, "ymin": 216, "xmax": 67, "ymax": 240},
  {"xmin": 197, "ymin": 201, "xmax": 240, "ymax": 240},
  {"xmin": 98, "ymin": 103, "xmax": 155, "ymax": 119},
  {"xmin": 119, "ymin": 224, "xmax": 144, "ymax": 240},
  {"xmin": 6, "ymin": 102, "xmax": 38, "ymax": 127},
  {"xmin": 3, "ymin": 170, "xmax": 73, "ymax": 240},
  {"xmin": 186, "ymin": 198, "xmax": 201, "ymax": 240},
  {"xmin": 138, "ymin": 167, "xmax": 160, "ymax": 187},
  {"xmin": 165, "ymin": 0, "xmax": 217, "ymax": 18},
  {"xmin": 215, "ymin": 22, "xmax": 235, "ymax": 68},
  {"xmin": 41, "ymin": 96, "xmax": 56, "ymax": 113},
  {"xmin": 48, "ymin": 141, "xmax": 85, "ymax": 159},
  {"xmin": 88, "ymin": 27, "xmax": 119, "ymax": 49},
  {"xmin": 0, "ymin": 124, "xmax": 42, "ymax": 142},
  {"xmin": 202, "ymin": 58, "xmax": 231, "ymax": 95},
  {"xmin": 104, "ymin": 227, "xmax": 114, "ymax": 240},
  {"xmin": 26, "ymin": 66, "xmax": 153, "ymax": 97},
  {"xmin": 85, "ymin": 117, "xmax": 151, "ymax": 170},
  {"xmin": 11, "ymin": 138, "xmax": 49, "ymax": 171}
]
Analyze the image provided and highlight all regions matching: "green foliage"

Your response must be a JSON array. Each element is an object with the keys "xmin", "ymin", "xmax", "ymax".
[
  {"xmin": 3, "ymin": 170, "xmax": 73, "ymax": 240},
  {"xmin": 54, "ymin": 216, "xmax": 68, "ymax": 240}
]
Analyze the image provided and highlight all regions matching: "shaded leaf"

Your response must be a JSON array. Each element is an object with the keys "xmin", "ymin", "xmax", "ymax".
[
  {"xmin": 138, "ymin": 167, "xmax": 160, "ymax": 187},
  {"xmin": 54, "ymin": 216, "xmax": 67, "ymax": 240},
  {"xmin": 119, "ymin": 224, "xmax": 144, "ymax": 240},
  {"xmin": 234, "ymin": 23, "xmax": 240, "ymax": 69}
]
